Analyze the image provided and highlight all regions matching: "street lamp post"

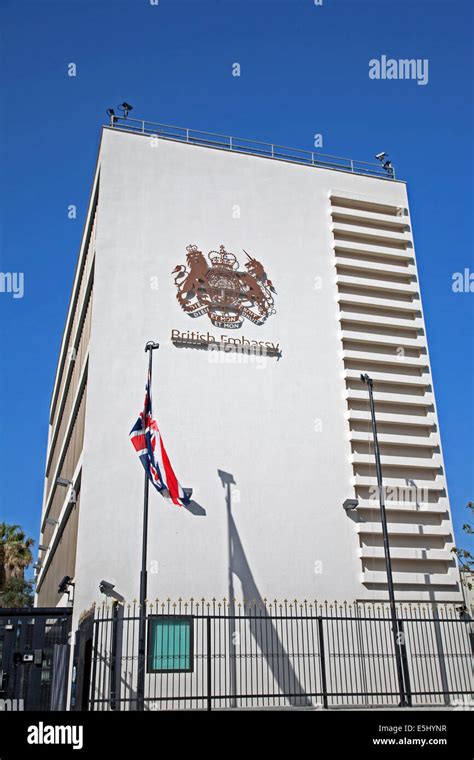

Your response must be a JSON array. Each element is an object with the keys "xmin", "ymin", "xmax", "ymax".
[{"xmin": 360, "ymin": 373, "xmax": 410, "ymax": 706}]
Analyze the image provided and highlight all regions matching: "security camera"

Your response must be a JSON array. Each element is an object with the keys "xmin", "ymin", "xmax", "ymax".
[
  {"xmin": 343, "ymin": 498, "xmax": 359, "ymax": 511},
  {"xmin": 99, "ymin": 580, "xmax": 115, "ymax": 596},
  {"xmin": 375, "ymin": 152, "xmax": 387, "ymax": 162},
  {"xmin": 99, "ymin": 580, "xmax": 125, "ymax": 604},
  {"xmin": 58, "ymin": 575, "xmax": 73, "ymax": 594}
]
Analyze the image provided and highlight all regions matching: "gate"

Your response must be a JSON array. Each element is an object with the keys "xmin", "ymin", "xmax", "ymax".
[{"xmin": 0, "ymin": 608, "xmax": 72, "ymax": 711}]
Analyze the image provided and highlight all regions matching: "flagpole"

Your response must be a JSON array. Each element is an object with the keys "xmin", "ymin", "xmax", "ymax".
[{"xmin": 137, "ymin": 340, "xmax": 159, "ymax": 712}]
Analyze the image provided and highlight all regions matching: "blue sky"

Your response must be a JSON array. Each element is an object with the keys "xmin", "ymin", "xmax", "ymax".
[{"xmin": 0, "ymin": 0, "xmax": 473, "ymax": 570}]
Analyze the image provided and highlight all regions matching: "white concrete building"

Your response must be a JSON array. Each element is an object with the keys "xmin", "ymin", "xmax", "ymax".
[{"xmin": 35, "ymin": 118, "xmax": 463, "ymax": 636}]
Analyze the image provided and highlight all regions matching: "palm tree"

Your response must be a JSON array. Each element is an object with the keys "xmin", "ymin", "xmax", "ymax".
[{"xmin": 0, "ymin": 523, "xmax": 34, "ymax": 593}]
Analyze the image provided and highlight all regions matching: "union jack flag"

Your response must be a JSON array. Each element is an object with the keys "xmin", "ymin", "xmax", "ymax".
[{"xmin": 130, "ymin": 369, "xmax": 191, "ymax": 507}]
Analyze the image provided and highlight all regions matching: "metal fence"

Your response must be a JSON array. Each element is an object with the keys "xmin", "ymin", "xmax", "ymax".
[
  {"xmin": 105, "ymin": 116, "xmax": 396, "ymax": 180},
  {"xmin": 88, "ymin": 599, "xmax": 473, "ymax": 711}
]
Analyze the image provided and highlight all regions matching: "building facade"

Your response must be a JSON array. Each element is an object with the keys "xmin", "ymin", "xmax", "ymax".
[{"xmin": 35, "ymin": 119, "xmax": 463, "ymax": 636}]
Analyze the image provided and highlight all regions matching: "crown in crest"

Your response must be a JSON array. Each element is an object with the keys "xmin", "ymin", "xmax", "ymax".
[{"xmin": 208, "ymin": 245, "xmax": 237, "ymax": 269}]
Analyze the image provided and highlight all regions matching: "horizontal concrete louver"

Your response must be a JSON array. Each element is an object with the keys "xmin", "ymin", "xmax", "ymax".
[
  {"xmin": 50, "ymin": 207, "xmax": 96, "ymax": 431},
  {"xmin": 36, "ymin": 200, "xmax": 97, "ymax": 598},
  {"xmin": 330, "ymin": 193, "xmax": 457, "ymax": 590},
  {"xmin": 36, "ymin": 491, "xmax": 81, "ymax": 608},
  {"xmin": 36, "ymin": 386, "xmax": 87, "ymax": 599}
]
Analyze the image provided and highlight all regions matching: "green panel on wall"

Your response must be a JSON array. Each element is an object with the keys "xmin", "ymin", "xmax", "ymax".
[{"xmin": 148, "ymin": 617, "xmax": 193, "ymax": 672}]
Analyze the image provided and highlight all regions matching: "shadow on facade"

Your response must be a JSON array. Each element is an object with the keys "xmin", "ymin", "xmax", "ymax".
[
  {"xmin": 184, "ymin": 500, "xmax": 207, "ymax": 516},
  {"xmin": 218, "ymin": 468, "xmax": 312, "ymax": 707}
]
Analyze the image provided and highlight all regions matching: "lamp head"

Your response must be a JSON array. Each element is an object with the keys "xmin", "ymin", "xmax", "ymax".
[
  {"xmin": 118, "ymin": 102, "xmax": 133, "ymax": 117},
  {"xmin": 343, "ymin": 498, "xmax": 359, "ymax": 512}
]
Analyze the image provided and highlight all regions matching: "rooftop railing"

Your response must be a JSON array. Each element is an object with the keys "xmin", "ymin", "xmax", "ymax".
[{"xmin": 105, "ymin": 116, "xmax": 397, "ymax": 180}]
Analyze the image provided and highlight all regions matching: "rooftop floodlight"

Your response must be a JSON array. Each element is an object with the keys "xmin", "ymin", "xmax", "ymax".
[
  {"xmin": 118, "ymin": 102, "xmax": 133, "ymax": 118},
  {"xmin": 343, "ymin": 498, "xmax": 359, "ymax": 511},
  {"xmin": 375, "ymin": 152, "xmax": 387, "ymax": 162}
]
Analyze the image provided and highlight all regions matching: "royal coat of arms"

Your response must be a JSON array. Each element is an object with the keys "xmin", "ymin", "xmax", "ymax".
[{"xmin": 172, "ymin": 245, "xmax": 276, "ymax": 329}]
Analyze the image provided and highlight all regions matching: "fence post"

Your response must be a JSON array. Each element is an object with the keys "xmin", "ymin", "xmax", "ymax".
[
  {"xmin": 110, "ymin": 602, "xmax": 118, "ymax": 711},
  {"xmin": 398, "ymin": 620, "xmax": 412, "ymax": 707},
  {"xmin": 317, "ymin": 617, "xmax": 328, "ymax": 709},
  {"xmin": 89, "ymin": 619, "xmax": 98, "ymax": 712},
  {"xmin": 207, "ymin": 616, "xmax": 212, "ymax": 711}
]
